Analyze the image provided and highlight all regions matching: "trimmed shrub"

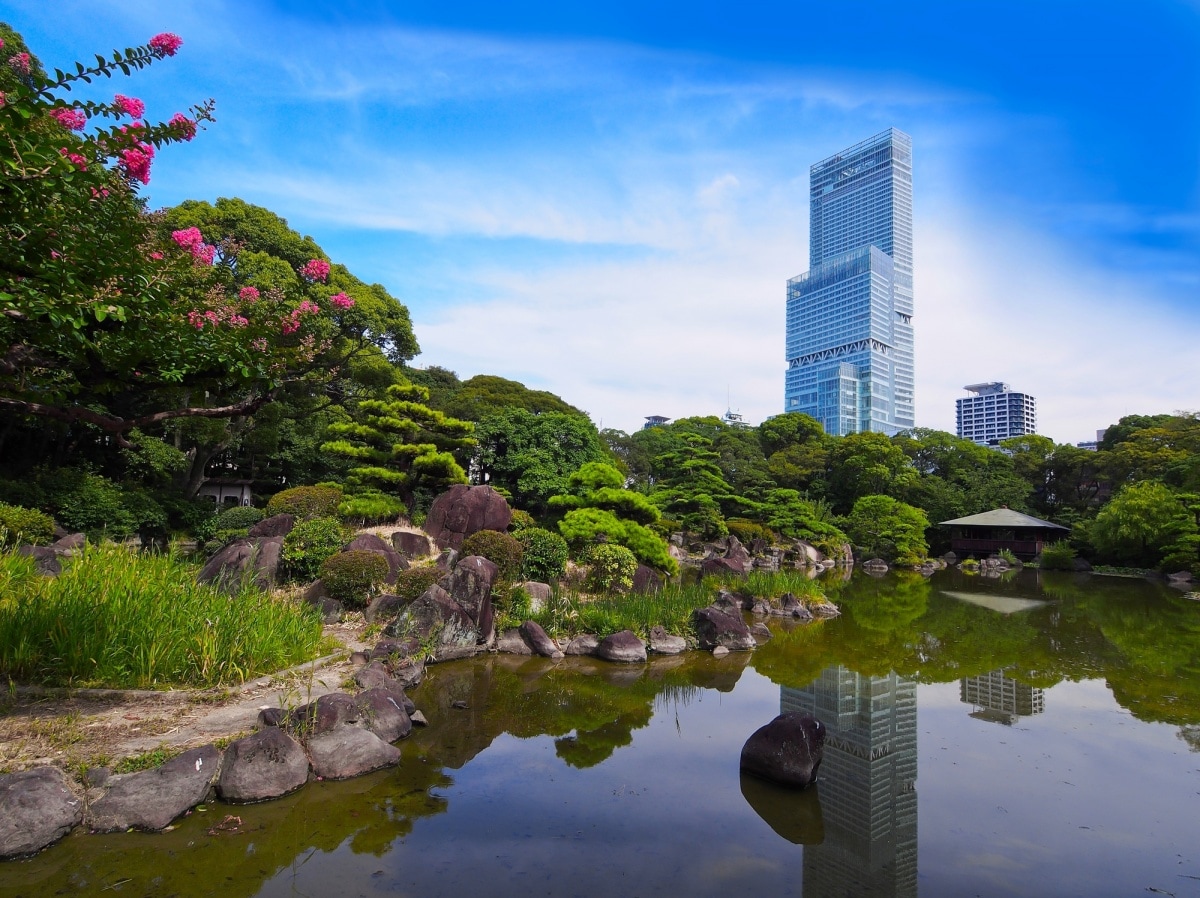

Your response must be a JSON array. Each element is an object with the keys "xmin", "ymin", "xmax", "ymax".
[
  {"xmin": 516, "ymin": 527, "xmax": 569, "ymax": 582},
  {"xmin": 585, "ymin": 544, "xmax": 638, "ymax": 594},
  {"xmin": 460, "ymin": 529, "xmax": 524, "ymax": 586},
  {"xmin": 282, "ymin": 516, "xmax": 347, "ymax": 582},
  {"xmin": 267, "ymin": 485, "xmax": 343, "ymax": 520},
  {"xmin": 214, "ymin": 506, "xmax": 264, "ymax": 531},
  {"xmin": 727, "ymin": 518, "xmax": 773, "ymax": 545},
  {"xmin": 1039, "ymin": 542, "xmax": 1077, "ymax": 571},
  {"xmin": 319, "ymin": 550, "xmax": 390, "ymax": 608},
  {"xmin": 507, "ymin": 509, "xmax": 536, "ymax": 532},
  {"xmin": 392, "ymin": 565, "xmax": 443, "ymax": 602},
  {"xmin": 44, "ymin": 470, "xmax": 135, "ymax": 539},
  {"xmin": 0, "ymin": 503, "xmax": 56, "ymax": 549}
]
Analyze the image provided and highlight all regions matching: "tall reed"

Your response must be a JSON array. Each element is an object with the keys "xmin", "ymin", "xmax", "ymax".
[{"xmin": 0, "ymin": 545, "xmax": 325, "ymax": 688}]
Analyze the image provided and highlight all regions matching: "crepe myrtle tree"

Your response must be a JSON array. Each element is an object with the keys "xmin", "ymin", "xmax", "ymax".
[{"xmin": 0, "ymin": 29, "xmax": 365, "ymax": 448}]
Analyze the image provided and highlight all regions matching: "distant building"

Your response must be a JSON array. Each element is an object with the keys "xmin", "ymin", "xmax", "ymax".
[
  {"xmin": 955, "ymin": 382, "xmax": 1036, "ymax": 446},
  {"xmin": 642, "ymin": 415, "xmax": 670, "ymax": 431},
  {"xmin": 1076, "ymin": 429, "xmax": 1107, "ymax": 451},
  {"xmin": 784, "ymin": 128, "xmax": 915, "ymax": 436}
]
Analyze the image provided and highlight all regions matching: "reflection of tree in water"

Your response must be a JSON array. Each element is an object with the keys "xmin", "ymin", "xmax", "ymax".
[
  {"xmin": 556, "ymin": 711, "xmax": 648, "ymax": 768},
  {"xmin": 1178, "ymin": 726, "xmax": 1200, "ymax": 752}
]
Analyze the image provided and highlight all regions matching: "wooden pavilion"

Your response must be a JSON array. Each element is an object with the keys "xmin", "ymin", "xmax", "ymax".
[{"xmin": 938, "ymin": 508, "xmax": 1069, "ymax": 561}]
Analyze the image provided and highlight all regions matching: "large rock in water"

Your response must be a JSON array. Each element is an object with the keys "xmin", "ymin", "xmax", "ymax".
[
  {"xmin": 88, "ymin": 745, "xmax": 221, "ymax": 832},
  {"xmin": 595, "ymin": 630, "xmax": 647, "ymax": 663},
  {"xmin": 307, "ymin": 728, "xmax": 401, "ymax": 780},
  {"xmin": 217, "ymin": 728, "xmax": 309, "ymax": 803},
  {"xmin": 0, "ymin": 767, "xmax": 83, "ymax": 858},
  {"xmin": 692, "ymin": 605, "xmax": 756, "ymax": 652},
  {"xmin": 423, "ymin": 484, "xmax": 512, "ymax": 550},
  {"xmin": 740, "ymin": 713, "xmax": 825, "ymax": 788},
  {"xmin": 198, "ymin": 537, "xmax": 283, "ymax": 592}
]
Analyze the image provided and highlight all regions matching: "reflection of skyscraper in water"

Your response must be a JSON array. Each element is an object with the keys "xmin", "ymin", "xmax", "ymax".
[
  {"xmin": 782, "ymin": 667, "xmax": 917, "ymax": 898},
  {"xmin": 960, "ymin": 668, "xmax": 1045, "ymax": 725}
]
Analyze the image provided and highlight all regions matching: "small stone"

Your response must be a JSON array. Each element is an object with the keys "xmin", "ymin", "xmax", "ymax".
[
  {"xmin": 712, "ymin": 646, "xmax": 730, "ymax": 658},
  {"xmin": 410, "ymin": 710, "xmax": 429, "ymax": 726}
]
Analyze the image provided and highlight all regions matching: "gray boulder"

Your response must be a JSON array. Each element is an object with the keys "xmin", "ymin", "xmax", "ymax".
[
  {"xmin": 52, "ymin": 532, "xmax": 86, "ymax": 551},
  {"xmin": 447, "ymin": 555, "xmax": 498, "ymax": 641},
  {"xmin": 632, "ymin": 564, "xmax": 664, "ymax": 593},
  {"xmin": 248, "ymin": 513, "xmax": 295, "ymax": 538},
  {"xmin": 740, "ymin": 712, "xmax": 825, "ymax": 788},
  {"xmin": 356, "ymin": 686, "xmax": 414, "ymax": 742},
  {"xmin": 364, "ymin": 592, "xmax": 407, "ymax": 624},
  {"xmin": 197, "ymin": 536, "xmax": 283, "ymax": 592},
  {"xmin": 354, "ymin": 660, "xmax": 398, "ymax": 691},
  {"xmin": 595, "ymin": 630, "xmax": 647, "ymax": 663},
  {"xmin": 285, "ymin": 693, "xmax": 361, "ymax": 737},
  {"xmin": 424, "ymin": 484, "xmax": 512, "ymax": 550},
  {"xmin": 343, "ymin": 533, "xmax": 407, "ymax": 583},
  {"xmin": 519, "ymin": 620, "xmax": 563, "ymax": 658},
  {"xmin": 217, "ymin": 728, "xmax": 309, "ymax": 803},
  {"xmin": 564, "ymin": 634, "xmax": 600, "ymax": 656},
  {"xmin": 522, "ymin": 580, "xmax": 552, "ymax": 611},
  {"xmin": 647, "ymin": 625, "xmax": 687, "ymax": 655},
  {"xmin": 779, "ymin": 592, "xmax": 813, "ymax": 620},
  {"xmin": 386, "ymin": 584, "xmax": 480, "ymax": 662},
  {"xmin": 701, "ymin": 556, "xmax": 746, "ymax": 578},
  {"xmin": 692, "ymin": 606, "xmax": 756, "ymax": 652},
  {"xmin": 88, "ymin": 745, "xmax": 221, "ymax": 832},
  {"xmin": 392, "ymin": 530, "xmax": 434, "ymax": 561},
  {"xmin": 0, "ymin": 767, "xmax": 82, "ymax": 858},
  {"xmin": 16, "ymin": 545, "xmax": 61, "ymax": 576},
  {"xmin": 307, "ymin": 728, "xmax": 401, "ymax": 780},
  {"xmin": 495, "ymin": 628, "xmax": 534, "ymax": 655}
]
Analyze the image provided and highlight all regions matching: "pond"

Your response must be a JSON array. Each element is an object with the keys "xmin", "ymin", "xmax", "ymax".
[{"xmin": 2, "ymin": 568, "xmax": 1199, "ymax": 897}]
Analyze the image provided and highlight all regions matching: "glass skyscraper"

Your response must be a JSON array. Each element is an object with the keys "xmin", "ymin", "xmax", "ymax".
[{"xmin": 785, "ymin": 129, "xmax": 914, "ymax": 435}]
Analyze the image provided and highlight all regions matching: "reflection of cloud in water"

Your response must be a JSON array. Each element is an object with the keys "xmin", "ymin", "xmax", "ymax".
[{"xmin": 941, "ymin": 591, "xmax": 1047, "ymax": 614}]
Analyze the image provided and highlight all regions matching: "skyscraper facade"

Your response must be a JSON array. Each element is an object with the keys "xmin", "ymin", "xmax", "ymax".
[
  {"xmin": 785, "ymin": 129, "xmax": 914, "ymax": 436},
  {"xmin": 955, "ymin": 382, "xmax": 1037, "ymax": 446}
]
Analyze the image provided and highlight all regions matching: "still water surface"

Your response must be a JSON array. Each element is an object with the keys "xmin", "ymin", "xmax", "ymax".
[{"xmin": 2, "ymin": 568, "xmax": 1198, "ymax": 897}]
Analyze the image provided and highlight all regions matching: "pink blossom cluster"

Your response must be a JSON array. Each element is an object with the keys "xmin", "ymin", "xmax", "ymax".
[
  {"xmin": 114, "ymin": 94, "xmax": 145, "ymax": 119},
  {"xmin": 7, "ymin": 53, "xmax": 30, "ymax": 74},
  {"xmin": 281, "ymin": 300, "xmax": 321, "ymax": 335},
  {"xmin": 149, "ymin": 33, "xmax": 183, "ymax": 57},
  {"xmin": 171, "ymin": 227, "xmax": 216, "ymax": 264},
  {"xmin": 119, "ymin": 139, "xmax": 155, "ymax": 184},
  {"xmin": 186, "ymin": 302, "xmax": 250, "ymax": 331},
  {"xmin": 251, "ymin": 338, "xmax": 269, "ymax": 352},
  {"xmin": 58, "ymin": 147, "xmax": 88, "ymax": 169},
  {"xmin": 300, "ymin": 259, "xmax": 330, "ymax": 283},
  {"xmin": 227, "ymin": 314, "xmax": 249, "ymax": 328},
  {"xmin": 169, "ymin": 112, "xmax": 197, "ymax": 141},
  {"xmin": 49, "ymin": 107, "xmax": 88, "ymax": 131},
  {"xmin": 239, "ymin": 286, "xmax": 260, "ymax": 302},
  {"xmin": 329, "ymin": 292, "xmax": 355, "ymax": 310},
  {"xmin": 187, "ymin": 310, "xmax": 219, "ymax": 330}
]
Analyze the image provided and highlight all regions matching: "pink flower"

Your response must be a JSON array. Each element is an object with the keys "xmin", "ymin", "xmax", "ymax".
[
  {"xmin": 58, "ymin": 148, "xmax": 88, "ymax": 169},
  {"xmin": 48, "ymin": 107, "xmax": 87, "ymax": 131},
  {"xmin": 251, "ymin": 337, "xmax": 268, "ymax": 352},
  {"xmin": 281, "ymin": 319, "xmax": 301, "ymax": 335},
  {"xmin": 193, "ymin": 243, "xmax": 216, "ymax": 265},
  {"xmin": 228, "ymin": 315, "xmax": 249, "ymax": 328},
  {"xmin": 114, "ymin": 95, "xmax": 145, "ymax": 119},
  {"xmin": 187, "ymin": 310, "xmax": 206, "ymax": 330},
  {"xmin": 239, "ymin": 286, "xmax": 260, "ymax": 302},
  {"xmin": 329, "ymin": 292, "xmax": 355, "ymax": 310},
  {"xmin": 171, "ymin": 227, "xmax": 204, "ymax": 250},
  {"xmin": 149, "ymin": 33, "xmax": 183, "ymax": 57},
  {"xmin": 89, "ymin": 187, "xmax": 110, "ymax": 199},
  {"xmin": 7, "ymin": 53, "xmax": 30, "ymax": 74},
  {"xmin": 296, "ymin": 300, "xmax": 320, "ymax": 316},
  {"xmin": 149, "ymin": 251, "xmax": 164, "ymax": 260},
  {"xmin": 300, "ymin": 259, "xmax": 330, "ymax": 283},
  {"xmin": 168, "ymin": 112, "xmax": 197, "ymax": 141},
  {"xmin": 119, "ymin": 143, "xmax": 154, "ymax": 184}
]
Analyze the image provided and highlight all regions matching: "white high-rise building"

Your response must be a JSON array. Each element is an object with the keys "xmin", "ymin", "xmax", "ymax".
[{"xmin": 956, "ymin": 382, "xmax": 1037, "ymax": 446}]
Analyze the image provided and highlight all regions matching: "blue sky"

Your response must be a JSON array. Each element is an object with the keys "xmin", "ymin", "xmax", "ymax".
[{"xmin": 4, "ymin": 0, "xmax": 1198, "ymax": 441}]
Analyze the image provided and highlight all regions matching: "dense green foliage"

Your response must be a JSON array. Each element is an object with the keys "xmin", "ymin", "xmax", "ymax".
[
  {"xmin": 1039, "ymin": 541, "xmax": 1077, "ymax": 571},
  {"xmin": 392, "ymin": 565, "xmax": 444, "ymax": 602},
  {"xmin": 0, "ymin": 546, "xmax": 324, "ymax": 687},
  {"xmin": 318, "ymin": 549, "xmax": 390, "ymax": 608},
  {"xmin": 266, "ymin": 484, "xmax": 343, "ymax": 519},
  {"xmin": 585, "ymin": 544, "xmax": 639, "ymax": 594},
  {"xmin": 459, "ymin": 529, "xmax": 525, "ymax": 587},
  {"xmin": 516, "ymin": 527, "xmax": 570, "ymax": 582},
  {"xmin": 281, "ymin": 516, "xmax": 347, "ymax": 582},
  {"xmin": 0, "ymin": 503, "xmax": 55, "ymax": 548}
]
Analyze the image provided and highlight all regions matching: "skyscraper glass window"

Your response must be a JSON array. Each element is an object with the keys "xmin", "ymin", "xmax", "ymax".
[{"xmin": 785, "ymin": 129, "xmax": 914, "ymax": 436}]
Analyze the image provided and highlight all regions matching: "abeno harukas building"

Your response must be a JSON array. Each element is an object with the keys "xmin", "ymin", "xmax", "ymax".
[{"xmin": 785, "ymin": 129, "xmax": 914, "ymax": 436}]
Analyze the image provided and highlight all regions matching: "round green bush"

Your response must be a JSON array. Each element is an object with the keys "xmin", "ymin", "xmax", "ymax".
[
  {"xmin": 267, "ymin": 485, "xmax": 343, "ymax": 520},
  {"xmin": 460, "ymin": 529, "xmax": 524, "ymax": 586},
  {"xmin": 585, "ymin": 544, "xmax": 638, "ymax": 594},
  {"xmin": 1039, "ymin": 542, "xmax": 1077, "ymax": 571},
  {"xmin": 0, "ymin": 503, "xmax": 56, "ymax": 549},
  {"xmin": 516, "ymin": 527, "xmax": 569, "ymax": 582},
  {"xmin": 726, "ymin": 518, "xmax": 773, "ymax": 545},
  {"xmin": 319, "ymin": 550, "xmax": 390, "ymax": 608},
  {"xmin": 507, "ymin": 509, "xmax": 535, "ymax": 532},
  {"xmin": 282, "ymin": 516, "xmax": 347, "ymax": 582},
  {"xmin": 392, "ymin": 565, "xmax": 443, "ymax": 602},
  {"xmin": 214, "ymin": 506, "xmax": 264, "ymax": 531}
]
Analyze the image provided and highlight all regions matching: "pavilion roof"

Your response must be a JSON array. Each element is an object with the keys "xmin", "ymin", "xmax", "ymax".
[{"xmin": 938, "ymin": 508, "xmax": 1069, "ymax": 530}]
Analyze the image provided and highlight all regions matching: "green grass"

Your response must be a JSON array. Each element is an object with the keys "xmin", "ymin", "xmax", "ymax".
[
  {"xmin": 530, "ymin": 570, "xmax": 830, "ymax": 640},
  {"xmin": 0, "ymin": 545, "xmax": 327, "ymax": 689}
]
